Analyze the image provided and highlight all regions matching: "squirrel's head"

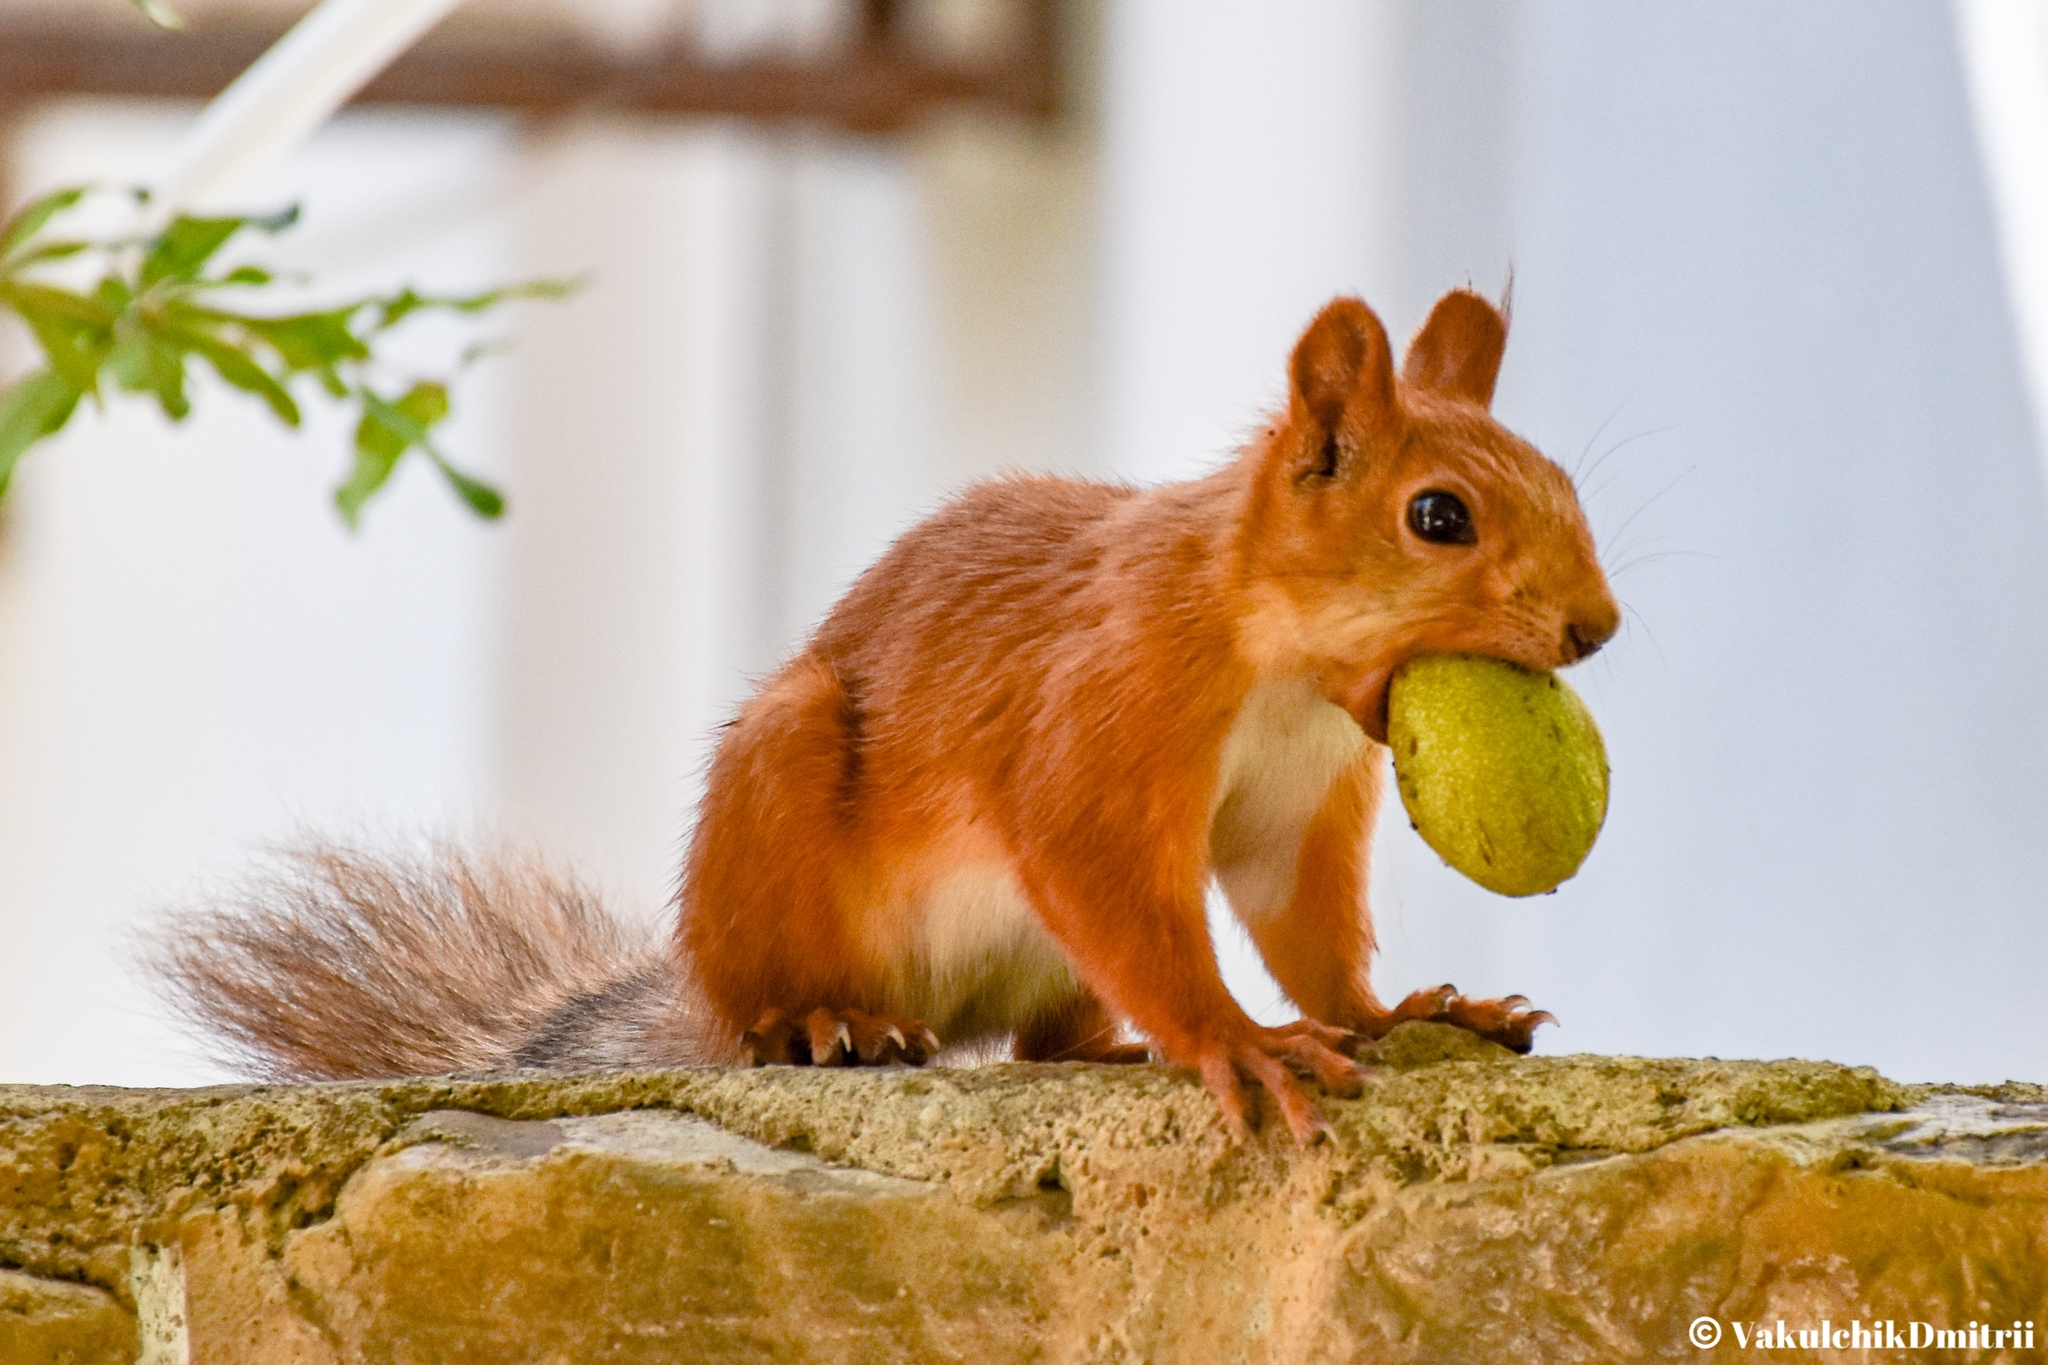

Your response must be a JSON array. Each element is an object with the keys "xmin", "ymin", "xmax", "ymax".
[{"xmin": 1238, "ymin": 289, "xmax": 1620, "ymax": 741}]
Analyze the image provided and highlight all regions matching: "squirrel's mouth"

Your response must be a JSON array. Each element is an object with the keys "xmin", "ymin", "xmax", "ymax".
[{"xmin": 1338, "ymin": 666, "xmax": 1397, "ymax": 745}]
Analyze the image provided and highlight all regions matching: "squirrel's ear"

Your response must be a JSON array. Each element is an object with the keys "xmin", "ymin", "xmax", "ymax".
[
  {"xmin": 1287, "ymin": 297, "xmax": 1396, "ymax": 463},
  {"xmin": 1401, "ymin": 289, "xmax": 1507, "ymax": 408}
]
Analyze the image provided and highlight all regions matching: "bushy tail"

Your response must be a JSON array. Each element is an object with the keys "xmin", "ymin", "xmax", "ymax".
[{"xmin": 140, "ymin": 839, "xmax": 721, "ymax": 1082}]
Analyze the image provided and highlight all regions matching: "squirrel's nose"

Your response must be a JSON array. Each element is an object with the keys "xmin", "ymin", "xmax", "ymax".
[{"xmin": 1562, "ymin": 600, "xmax": 1620, "ymax": 662}]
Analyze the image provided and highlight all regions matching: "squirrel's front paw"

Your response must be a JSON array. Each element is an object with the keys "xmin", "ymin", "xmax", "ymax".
[
  {"xmin": 1195, "ymin": 1026, "xmax": 1369, "ymax": 1146},
  {"xmin": 1382, "ymin": 985, "xmax": 1554, "ymax": 1053},
  {"xmin": 740, "ymin": 1007, "xmax": 941, "ymax": 1067}
]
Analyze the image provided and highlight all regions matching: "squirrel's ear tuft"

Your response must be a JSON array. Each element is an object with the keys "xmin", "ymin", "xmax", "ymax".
[
  {"xmin": 1402, "ymin": 289, "xmax": 1508, "ymax": 408},
  {"xmin": 1288, "ymin": 297, "xmax": 1396, "ymax": 448}
]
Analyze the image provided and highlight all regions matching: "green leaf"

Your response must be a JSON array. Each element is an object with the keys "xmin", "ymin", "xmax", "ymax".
[
  {"xmin": 372, "ymin": 277, "xmax": 582, "ymax": 330},
  {"xmin": 156, "ymin": 317, "xmax": 299, "ymax": 426},
  {"xmin": 247, "ymin": 205, "xmax": 301, "ymax": 234},
  {"xmin": 3, "ymin": 240, "xmax": 90, "ymax": 272},
  {"xmin": 458, "ymin": 338, "xmax": 513, "ymax": 367},
  {"xmin": 393, "ymin": 379, "xmax": 449, "ymax": 429},
  {"xmin": 477, "ymin": 277, "xmax": 583, "ymax": 308},
  {"xmin": 0, "ymin": 182, "xmax": 555, "ymax": 525},
  {"xmin": 357, "ymin": 383, "xmax": 449, "ymax": 446},
  {"xmin": 140, "ymin": 208, "xmax": 295, "ymax": 289},
  {"xmin": 107, "ymin": 333, "xmax": 191, "ymax": 421},
  {"xmin": 427, "ymin": 451, "xmax": 504, "ymax": 519},
  {"xmin": 373, "ymin": 288, "xmax": 428, "ymax": 331},
  {"xmin": 339, "ymin": 395, "xmax": 414, "ymax": 527},
  {"xmin": 335, "ymin": 434, "xmax": 402, "ymax": 530},
  {"xmin": 0, "ymin": 369, "xmax": 82, "ymax": 494},
  {"xmin": 140, "ymin": 217, "xmax": 242, "ymax": 288},
  {"xmin": 2, "ymin": 281, "xmax": 115, "ymax": 326},
  {"xmin": 235, "ymin": 309, "xmax": 370, "ymax": 372},
  {"xmin": 194, "ymin": 339, "xmax": 297, "ymax": 426},
  {"xmin": 0, "ymin": 187, "xmax": 85, "ymax": 263},
  {"xmin": 350, "ymin": 383, "xmax": 444, "ymax": 459},
  {"xmin": 149, "ymin": 339, "xmax": 190, "ymax": 420},
  {"xmin": 336, "ymin": 382, "xmax": 458, "ymax": 527},
  {"xmin": 394, "ymin": 382, "xmax": 505, "ymax": 519},
  {"xmin": 0, "ymin": 281, "xmax": 116, "ymax": 397},
  {"xmin": 354, "ymin": 393, "xmax": 406, "ymax": 459},
  {"xmin": 106, "ymin": 337, "xmax": 145, "ymax": 392}
]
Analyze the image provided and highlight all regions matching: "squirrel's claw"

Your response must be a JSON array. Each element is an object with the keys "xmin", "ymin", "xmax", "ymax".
[
  {"xmin": 1440, "ymin": 995, "xmax": 1554, "ymax": 1053},
  {"xmin": 1367, "ymin": 984, "xmax": 1556, "ymax": 1054},
  {"xmin": 741, "ymin": 1007, "xmax": 940, "ymax": 1068}
]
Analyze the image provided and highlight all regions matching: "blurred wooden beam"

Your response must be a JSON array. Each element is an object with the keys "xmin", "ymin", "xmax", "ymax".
[{"xmin": 0, "ymin": 1, "xmax": 1060, "ymax": 135}]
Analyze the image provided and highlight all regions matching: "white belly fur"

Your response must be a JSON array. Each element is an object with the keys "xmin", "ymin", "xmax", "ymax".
[
  {"xmin": 900, "ymin": 863, "xmax": 1077, "ymax": 1042},
  {"xmin": 1209, "ymin": 675, "xmax": 1368, "ymax": 923}
]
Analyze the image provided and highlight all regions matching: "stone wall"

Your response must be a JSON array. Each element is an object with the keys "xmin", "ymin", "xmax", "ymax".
[{"xmin": 3, "ymin": 1024, "xmax": 2044, "ymax": 1363}]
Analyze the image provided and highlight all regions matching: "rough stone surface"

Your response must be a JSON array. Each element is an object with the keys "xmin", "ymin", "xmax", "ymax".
[
  {"xmin": 0, "ymin": 1267, "xmax": 135, "ymax": 1365},
  {"xmin": 2, "ymin": 1023, "xmax": 2042, "ymax": 1362}
]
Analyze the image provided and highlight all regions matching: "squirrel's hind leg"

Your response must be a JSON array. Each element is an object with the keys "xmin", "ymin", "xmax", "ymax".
[{"xmin": 688, "ymin": 655, "xmax": 938, "ymax": 1067}]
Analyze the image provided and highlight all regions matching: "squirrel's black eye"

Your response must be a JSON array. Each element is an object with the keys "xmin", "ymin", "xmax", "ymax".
[{"xmin": 1407, "ymin": 490, "xmax": 1476, "ymax": 545}]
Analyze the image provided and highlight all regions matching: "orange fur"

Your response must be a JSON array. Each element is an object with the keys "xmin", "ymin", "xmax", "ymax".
[{"xmin": 677, "ymin": 289, "xmax": 1619, "ymax": 1141}]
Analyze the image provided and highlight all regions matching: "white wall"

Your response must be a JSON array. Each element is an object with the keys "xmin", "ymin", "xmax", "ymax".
[
  {"xmin": 1097, "ymin": 1, "xmax": 1407, "ymax": 486},
  {"xmin": 492, "ymin": 117, "xmax": 788, "ymax": 921},
  {"xmin": 0, "ymin": 12, "xmax": 1100, "ymax": 1085},
  {"xmin": 6, "ymin": 0, "xmax": 2047, "ymax": 1090},
  {"xmin": 0, "ymin": 102, "xmax": 517, "ymax": 1084},
  {"xmin": 1097, "ymin": 0, "xmax": 2048, "ymax": 1086},
  {"xmin": 1473, "ymin": 0, "xmax": 2048, "ymax": 1082}
]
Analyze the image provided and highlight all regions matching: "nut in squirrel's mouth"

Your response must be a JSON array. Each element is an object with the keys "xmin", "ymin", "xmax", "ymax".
[{"xmin": 1340, "ymin": 644, "xmax": 1564, "ymax": 745}]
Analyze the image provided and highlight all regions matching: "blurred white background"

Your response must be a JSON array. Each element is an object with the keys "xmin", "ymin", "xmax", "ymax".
[{"xmin": 3, "ymin": 0, "xmax": 2046, "ymax": 1089}]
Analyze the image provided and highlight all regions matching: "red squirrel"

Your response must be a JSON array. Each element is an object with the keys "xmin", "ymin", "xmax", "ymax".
[{"xmin": 151, "ymin": 289, "xmax": 1619, "ymax": 1144}]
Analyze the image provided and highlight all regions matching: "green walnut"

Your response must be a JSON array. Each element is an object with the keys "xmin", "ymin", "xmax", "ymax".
[{"xmin": 1386, "ymin": 654, "xmax": 1608, "ymax": 897}]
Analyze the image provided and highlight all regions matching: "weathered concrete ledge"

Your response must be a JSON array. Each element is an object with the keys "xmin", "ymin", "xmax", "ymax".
[{"xmin": 3, "ymin": 1023, "xmax": 2044, "ymax": 1363}]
